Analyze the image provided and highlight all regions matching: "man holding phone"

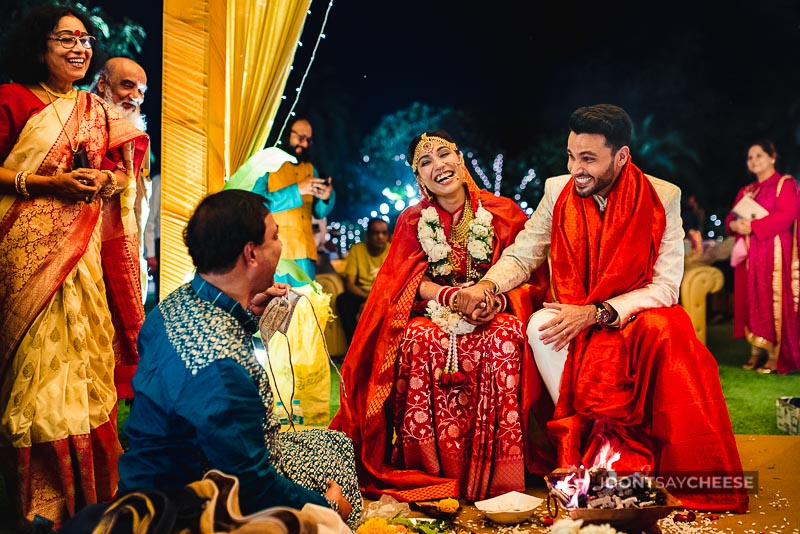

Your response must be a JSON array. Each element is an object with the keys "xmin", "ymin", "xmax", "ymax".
[{"xmin": 251, "ymin": 116, "xmax": 335, "ymax": 284}]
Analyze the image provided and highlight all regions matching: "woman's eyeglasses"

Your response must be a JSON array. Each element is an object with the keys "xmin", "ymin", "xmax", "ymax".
[{"xmin": 50, "ymin": 35, "xmax": 97, "ymax": 50}]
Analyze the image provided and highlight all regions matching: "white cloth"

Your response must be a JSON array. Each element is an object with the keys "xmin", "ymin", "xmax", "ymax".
[
  {"xmin": 526, "ymin": 308, "xmax": 568, "ymax": 403},
  {"xmin": 300, "ymin": 503, "xmax": 352, "ymax": 534},
  {"xmin": 144, "ymin": 172, "xmax": 160, "ymax": 257},
  {"xmin": 484, "ymin": 173, "xmax": 685, "ymax": 327}
]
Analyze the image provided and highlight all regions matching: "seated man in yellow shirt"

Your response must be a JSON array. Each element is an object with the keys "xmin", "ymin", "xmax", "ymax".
[{"xmin": 337, "ymin": 218, "xmax": 390, "ymax": 342}]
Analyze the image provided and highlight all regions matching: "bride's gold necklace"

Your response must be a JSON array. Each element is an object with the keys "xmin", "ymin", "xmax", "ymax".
[
  {"xmin": 449, "ymin": 197, "xmax": 474, "ymax": 243},
  {"xmin": 39, "ymin": 82, "xmax": 82, "ymax": 157},
  {"xmin": 448, "ymin": 198, "xmax": 479, "ymax": 281}
]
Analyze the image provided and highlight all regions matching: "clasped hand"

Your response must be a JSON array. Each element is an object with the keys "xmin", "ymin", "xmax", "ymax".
[
  {"xmin": 58, "ymin": 168, "xmax": 109, "ymax": 203},
  {"xmin": 452, "ymin": 281, "xmax": 502, "ymax": 325}
]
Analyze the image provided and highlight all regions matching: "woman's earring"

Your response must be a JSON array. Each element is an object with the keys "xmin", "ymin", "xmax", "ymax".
[{"xmin": 415, "ymin": 176, "xmax": 432, "ymax": 201}]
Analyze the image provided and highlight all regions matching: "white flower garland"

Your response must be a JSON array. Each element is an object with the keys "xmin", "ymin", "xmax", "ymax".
[
  {"xmin": 417, "ymin": 203, "xmax": 494, "ymax": 278},
  {"xmin": 426, "ymin": 301, "xmax": 476, "ymax": 377},
  {"xmin": 425, "ymin": 301, "xmax": 477, "ymax": 336},
  {"xmin": 417, "ymin": 201, "xmax": 494, "ymax": 381}
]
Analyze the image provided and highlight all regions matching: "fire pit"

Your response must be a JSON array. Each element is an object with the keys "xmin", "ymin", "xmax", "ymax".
[{"xmin": 545, "ymin": 467, "xmax": 682, "ymax": 533}]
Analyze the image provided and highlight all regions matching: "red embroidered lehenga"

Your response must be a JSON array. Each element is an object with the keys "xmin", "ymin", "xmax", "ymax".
[
  {"xmin": 0, "ymin": 83, "xmax": 148, "ymax": 524},
  {"xmin": 331, "ymin": 169, "xmax": 553, "ymax": 502}
]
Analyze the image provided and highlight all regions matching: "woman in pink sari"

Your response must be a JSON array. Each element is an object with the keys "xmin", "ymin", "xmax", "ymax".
[
  {"xmin": 726, "ymin": 139, "xmax": 800, "ymax": 374},
  {"xmin": 0, "ymin": 6, "xmax": 148, "ymax": 526}
]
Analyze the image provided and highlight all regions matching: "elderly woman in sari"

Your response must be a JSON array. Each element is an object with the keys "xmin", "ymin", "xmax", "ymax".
[
  {"xmin": 331, "ymin": 130, "xmax": 553, "ymax": 502},
  {"xmin": 0, "ymin": 6, "xmax": 148, "ymax": 526}
]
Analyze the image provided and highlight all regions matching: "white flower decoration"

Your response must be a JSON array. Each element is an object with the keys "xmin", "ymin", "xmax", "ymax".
[
  {"xmin": 430, "ymin": 243, "xmax": 450, "ymax": 262},
  {"xmin": 417, "ymin": 200, "xmax": 495, "ymax": 279},
  {"xmin": 421, "ymin": 206, "xmax": 439, "ymax": 222},
  {"xmin": 426, "ymin": 301, "xmax": 476, "ymax": 335},
  {"xmin": 551, "ymin": 519, "xmax": 619, "ymax": 534},
  {"xmin": 418, "ymin": 224, "xmax": 435, "ymax": 240}
]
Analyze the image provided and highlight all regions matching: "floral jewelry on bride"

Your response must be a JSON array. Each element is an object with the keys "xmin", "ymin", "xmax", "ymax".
[
  {"xmin": 417, "ymin": 200, "xmax": 495, "ymax": 385},
  {"xmin": 417, "ymin": 203, "xmax": 493, "ymax": 278}
]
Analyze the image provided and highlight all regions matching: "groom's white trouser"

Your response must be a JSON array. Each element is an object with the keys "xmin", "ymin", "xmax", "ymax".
[{"xmin": 527, "ymin": 308, "xmax": 569, "ymax": 404}]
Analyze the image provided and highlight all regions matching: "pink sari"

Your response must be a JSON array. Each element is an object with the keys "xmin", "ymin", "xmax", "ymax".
[{"xmin": 725, "ymin": 172, "xmax": 800, "ymax": 373}]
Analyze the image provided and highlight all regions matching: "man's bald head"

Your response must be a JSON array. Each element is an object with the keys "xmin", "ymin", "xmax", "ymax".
[{"xmin": 96, "ymin": 57, "xmax": 148, "ymax": 130}]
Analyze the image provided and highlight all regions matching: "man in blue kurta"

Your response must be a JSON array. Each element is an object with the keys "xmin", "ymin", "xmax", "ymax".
[
  {"xmin": 251, "ymin": 117, "xmax": 335, "ymax": 285},
  {"xmin": 117, "ymin": 190, "xmax": 361, "ymax": 526}
]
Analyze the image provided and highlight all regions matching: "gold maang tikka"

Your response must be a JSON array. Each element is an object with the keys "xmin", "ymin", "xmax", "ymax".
[{"xmin": 411, "ymin": 133, "xmax": 459, "ymax": 172}]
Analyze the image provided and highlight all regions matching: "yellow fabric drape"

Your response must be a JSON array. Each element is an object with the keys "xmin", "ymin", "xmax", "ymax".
[
  {"xmin": 227, "ymin": 0, "xmax": 311, "ymax": 178},
  {"xmin": 161, "ymin": 0, "xmax": 311, "ymax": 299}
]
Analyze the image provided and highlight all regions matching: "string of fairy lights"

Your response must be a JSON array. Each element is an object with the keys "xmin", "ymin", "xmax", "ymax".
[
  {"xmin": 266, "ymin": 2, "xmax": 556, "ymax": 256},
  {"xmin": 266, "ymin": 2, "xmax": 727, "ymax": 262},
  {"xmin": 274, "ymin": 0, "xmax": 334, "ymax": 146},
  {"xmin": 275, "ymin": 3, "xmax": 717, "ymax": 256},
  {"xmin": 321, "ymin": 154, "xmax": 543, "ymax": 257},
  {"xmin": 323, "ymin": 153, "xmax": 725, "ymax": 257}
]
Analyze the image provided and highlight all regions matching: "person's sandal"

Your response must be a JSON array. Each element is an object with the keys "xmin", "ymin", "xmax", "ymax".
[
  {"xmin": 742, "ymin": 352, "xmax": 767, "ymax": 370},
  {"xmin": 757, "ymin": 358, "xmax": 778, "ymax": 374}
]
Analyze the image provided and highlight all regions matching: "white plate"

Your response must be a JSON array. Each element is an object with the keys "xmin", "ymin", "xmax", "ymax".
[
  {"xmin": 474, "ymin": 491, "xmax": 544, "ymax": 525},
  {"xmin": 474, "ymin": 491, "xmax": 543, "ymax": 513}
]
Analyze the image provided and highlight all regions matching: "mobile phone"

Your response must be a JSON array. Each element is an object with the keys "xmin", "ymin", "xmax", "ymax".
[
  {"xmin": 323, "ymin": 177, "xmax": 331, "ymax": 186},
  {"xmin": 73, "ymin": 147, "xmax": 90, "ymax": 170}
]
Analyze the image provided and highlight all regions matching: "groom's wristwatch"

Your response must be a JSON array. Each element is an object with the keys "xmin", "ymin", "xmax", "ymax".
[{"xmin": 593, "ymin": 302, "xmax": 613, "ymax": 326}]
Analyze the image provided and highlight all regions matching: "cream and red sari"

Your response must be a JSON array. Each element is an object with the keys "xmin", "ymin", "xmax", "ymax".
[{"xmin": 0, "ymin": 83, "xmax": 148, "ymax": 524}]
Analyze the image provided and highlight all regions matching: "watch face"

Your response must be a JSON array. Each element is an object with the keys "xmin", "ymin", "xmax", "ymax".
[{"xmin": 595, "ymin": 304, "xmax": 611, "ymax": 325}]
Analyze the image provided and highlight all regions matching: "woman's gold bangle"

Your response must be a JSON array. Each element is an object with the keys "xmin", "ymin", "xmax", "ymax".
[
  {"xmin": 15, "ymin": 170, "xmax": 31, "ymax": 198},
  {"xmin": 99, "ymin": 170, "xmax": 118, "ymax": 197}
]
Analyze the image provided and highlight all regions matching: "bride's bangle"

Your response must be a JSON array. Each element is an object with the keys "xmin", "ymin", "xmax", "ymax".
[
  {"xmin": 99, "ymin": 170, "xmax": 118, "ymax": 197},
  {"xmin": 436, "ymin": 286, "xmax": 460, "ymax": 308}
]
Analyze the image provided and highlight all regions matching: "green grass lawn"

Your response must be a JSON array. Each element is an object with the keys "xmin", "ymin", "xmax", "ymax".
[
  {"xmin": 706, "ymin": 321, "xmax": 800, "ymax": 434},
  {"xmin": 117, "ymin": 319, "xmax": 799, "ymax": 442}
]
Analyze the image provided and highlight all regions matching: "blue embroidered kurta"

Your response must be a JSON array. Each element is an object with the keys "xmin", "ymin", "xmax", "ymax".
[{"xmin": 118, "ymin": 275, "xmax": 362, "ymax": 524}]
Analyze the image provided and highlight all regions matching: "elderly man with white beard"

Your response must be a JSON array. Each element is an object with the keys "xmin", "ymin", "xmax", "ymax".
[{"xmin": 92, "ymin": 57, "xmax": 153, "ymax": 303}]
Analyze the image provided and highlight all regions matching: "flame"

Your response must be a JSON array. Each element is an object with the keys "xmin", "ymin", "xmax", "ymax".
[
  {"xmin": 569, "ymin": 468, "xmax": 591, "ymax": 508},
  {"xmin": 592, "ymin": 440, "xmax": 621, "ymax": 470},
  {"xmin": 554, "ymin": 472, "xmax": 576, "ymax": 497},
  {"xmin": 552, "ymin": 439, "xmax": 623, "ymax": 508}
]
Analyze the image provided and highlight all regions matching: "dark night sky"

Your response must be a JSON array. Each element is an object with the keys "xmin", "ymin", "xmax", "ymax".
[
  {"xmin": 100, "ymin": 0, "xmax": 800, "ymax": 217},
  {"xmin": 297, "ymin": 1, "xmax": 800, "ymax": 151}
]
